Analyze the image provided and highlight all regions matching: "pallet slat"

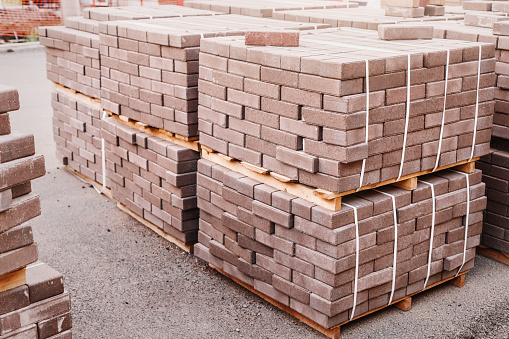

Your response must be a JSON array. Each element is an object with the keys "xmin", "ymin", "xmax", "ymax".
[
  {"xmin": 52, "ymin": 82, "xmax": 101, "ymax": 110},
  {"xmin": 203, "ymin": 148, "xmax": 479, "ymax": 211},
  {"xmin": 106, "ymin": 111, "xmax": 200, "ymax": 152}
]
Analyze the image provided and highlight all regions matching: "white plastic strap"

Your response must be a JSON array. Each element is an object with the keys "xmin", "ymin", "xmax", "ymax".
[
  {"xmin": 374, "ymin": 189, "xmax": 398, "ymax": 305},
  {"xmin": 419, "ymin": 180, "xmax": 436, "ymax": 290},
  {"xmin": 396, "ymin": 53, "xmax": 412, "ymax": 182},
  {"xmin": 433, "ymin": 49, "xmax": 451, "ymax": 172},
  {"xmin": 342, "ymin": 202, "xmax": 360, "ymax": 321},
  {"xmin": 468, "ymin": 45, "xmax": 482, "ymax": 162},
  {"xmin": 357, "ymin": 59, "xmax": 369, "ymax": 191},
  {"xmin": 451, "ymin": 170, "xmax": 470, "ymax": 276}
]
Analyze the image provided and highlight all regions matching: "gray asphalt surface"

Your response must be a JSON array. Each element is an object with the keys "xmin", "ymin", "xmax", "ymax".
[{"xmin": 0, "ymin": 47, "xmax": 508, "ymax": 339}]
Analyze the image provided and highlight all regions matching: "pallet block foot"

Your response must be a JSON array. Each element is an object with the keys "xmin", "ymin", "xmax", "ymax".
[
  {"xmin": 449, "ymin": 274, "xmax": 465, "ymax": 288},
  {"xmin": 325, "ymin": 327, "xmax": 341, "ymax": 339},
  {"xmin": 454, "ymin": 161, "xmax": 476, "ymax": 174},
  {"xmin": 393, "ymin": 177, "xmax": 418, "ymax": 190},
  {"xmin": 394, "ymin": 297, "xmax": 412, "ymax": 311}
]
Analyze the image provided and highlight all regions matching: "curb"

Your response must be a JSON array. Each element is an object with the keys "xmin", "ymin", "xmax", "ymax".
[{"xmin": 0, "ymin": 42, "xmax": 44, "ymax": 54}]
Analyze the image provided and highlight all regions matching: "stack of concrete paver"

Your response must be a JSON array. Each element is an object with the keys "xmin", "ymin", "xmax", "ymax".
[
  {"xmin": 39, "ymin": 4, "xmax": 221, "ymax": 197},
  {"xmin": 183, "ymin": 0, "xmax": 358, "ymax": 18},
  {"xmin": 478, "ymin": 139, "xmax": 509, "ymax": 254},
  {"xmin": 193, "ymin": 28, "xmax": 493, "ymax": 331},
  {"xmin": 98, "ymin": 15, "xmax": 329, "ymax": 138},
  {"xmin": 272, "ymin": 8, "xmax": 464, "ymax": 30},
  {"xmin": 95, "ymin": 15, "xmax": 327, "ymax": 246},
  {"xmin": 102, "ymin": 116, "xmax": 200, "ymax": 244},
  {"xmin": 82, "ymin": 4, "xmax": 220, "ymax": 21},
  {"xmin": 198, "ymin": 29, "xmax": 494, "ymax": 193},
  {"xmin": 39, "ymin": 5, "xmax": 220, "ymax": 101},
  {"xmin": 195, "ymin": 158, "xmax": 484, "ymax": 329},
  {"xmin": 0, "ymin": 85, "xmax": 72, "ymax": 339},
  {"xmin": 51, "ymin": 89, "xmax": 104, "ymax": 185},
  {"xmin": 39, "ymin": 24, "xmax": 101, "ymax": 99}
]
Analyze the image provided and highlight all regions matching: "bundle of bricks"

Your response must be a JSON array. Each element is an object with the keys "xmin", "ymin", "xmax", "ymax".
[
  {"xmin": 51, "ymin": 88, "xmax": 104, "ymax": 185},
  {"xmin": 195, "ymin": 158, "xmax": 484, "ymax": 330},
  {"xmin": 39, "ymin": 4, "xmax": 222, "ymax": 194},
  {"xmin": 272, "ymin": 7, "xmax": 464, "ymax": 30},
  {"xmin": 101, "ymin": 116, "xmax": 200, "ymax": 245},
  {"xmin": 39, "ymin": 23, "xmax": 101, "ymax": 99},
  {"xmin": 198, "ymin": 29, "xmax": 494, "ymax": 195},
  {"xmin": 98, "ymin": 15, "xmax": 329, "ymax": 138},
  {"xmin": 0, "ymin": 85, "xmax": 72, "ymax": 338},
  {"xmin": 183, "ymin": 0, "xmax": 358, "ymax": 18},
  {"xmin": 478, "ymin": 138, "xmax": 509, "ymax": 254}
]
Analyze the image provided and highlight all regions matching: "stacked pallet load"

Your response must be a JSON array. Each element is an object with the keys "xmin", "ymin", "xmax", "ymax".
[
  {"xmin": 39, "ymin": 5, "xmax": 221, "ymax": 187},
  {"xmin": 98, "ymin": 15, "xmax": 329, "ymax": 138},
  {"xmin": 97, "ymin": 15, "xmax": 328, "ymax": 249},
  {"xmin": 101, "ymin": 116, "xmax": 201, "ymax": 247},
  {"xmin": 381, "ymin": 20, "xmax": 509, "ymax": 262},
  {"xmin": 272, "ymin": 7, "xmax": 464, "ymax": 29},
  {"xmin": 183, "ymin": 0, "xmax": 358, "ymax": 18},
  {"xmin": 461, "ymin": 0, "xmax": 509, "ymax": 28},
  {"xmin": 194, "ymin": 27, "xmax": 493, "ymax": 336},
  {"xmin": 477, "ymin": 138, "xmax": 509, "ymax": 260},
  {"xmin": 198, "ymin": 28, "xmax": 493, "ymax": 198},
  {"xmin": 82, "ymin": 4, "xmax": 221, "ymax": 21},
  {"xmin": 0, "ymin": 85, "xmax": 72, "ymax": 338}
]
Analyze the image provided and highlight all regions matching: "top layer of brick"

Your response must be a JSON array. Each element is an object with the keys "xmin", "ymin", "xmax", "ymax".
[
  {"xmin": 184, "ymin": 0, "xmax": 358, "ymax": 17},
  {"xmin": 83, "ymin": 4, "xmax": 220, "ymax": 21},
  {"xmin": 197, "ymin": 28, "xmax": 495, "ymax": 192},
  {"xmin": 0, "ymin": 85, "xmax": 20, "ymax": 115},
  {"xmin": 272, "ymin": 8, "xmax": 464, "ymax": 30},
  {"xmin": 62, "ymin": 5, "xmax": 221, "ymax": 35},
  {"xmin": 99, "ymin": 15, "xmax": 330, "ymax": 48}
]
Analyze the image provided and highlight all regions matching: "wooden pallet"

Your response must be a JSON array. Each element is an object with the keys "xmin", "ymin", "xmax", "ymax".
[
  {"xmin": 52, "ymin": 82, "xmax": 101, "ymax": 111},
  {"xmin": 116, "ymin": 202, "xmax": 193, "ymax": 254},
  {"xmin": 0, "ymin": 268, "xmax": 26, "ymax": 293},
  {"xmin": 65, "ymin": 166, "xmax": 193, "ymax": 253},
  {"xmin": 202, "ymin": 146, "xmax": 478, "ymax": 211},
  {"xmin": 210, "ymin": 264, "xmax": 468, "ymax": 339},
  {"xmin": 477, "ymin": 245, "xmax": 509, "ymax": 266},
  {"xmin": 105, "ymin": 111, "xmax": 200, "ymax": 152}
]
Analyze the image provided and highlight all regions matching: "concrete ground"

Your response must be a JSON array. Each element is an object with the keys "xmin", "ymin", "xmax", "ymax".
[{"xmin": 0, "ymin": 47, "xmax": 508, "ymax": 339}]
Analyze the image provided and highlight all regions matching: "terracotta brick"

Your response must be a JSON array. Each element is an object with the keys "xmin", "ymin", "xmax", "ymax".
[
  {"xmin": 26, "ymin": 263, "xmax": 64, "ymax": 303},
  {"xmin": 0, "ymin": 85, "xmax": 20, "ymax": 114},
  {"xmin": 245, "ymin": 30, "xmax": 299, "ymax": 47}
]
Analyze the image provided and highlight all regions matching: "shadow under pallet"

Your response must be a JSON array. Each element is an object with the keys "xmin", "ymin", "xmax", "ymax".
[{"xmin": 210, "ymin": 263, "xmax": 469, "ymax": 339}]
